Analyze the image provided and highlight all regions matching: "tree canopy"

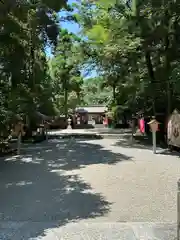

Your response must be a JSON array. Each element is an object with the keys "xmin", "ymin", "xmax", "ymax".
[
  {"xmin": 2, "ymin": 0, "xmax": 180, "ymax": 138},
  {"xmin": 0, "ymin": 0, "xmax": 68, "ymax": 136},
  {"xmin": 74, "ymin": 0, "xmax": 180, "ymax": 117}
]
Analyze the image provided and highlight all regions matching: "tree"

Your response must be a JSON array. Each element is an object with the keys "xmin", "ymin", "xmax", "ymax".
[
  {"xmin": 50, "ymin": 29, "xmax": 83, "ymax": 117},
  {"xmin": 82, "ymin": 77, "xmax": 112, "ymax": 106},
  {"xmin": 0, "ymin": 0, "xmax": 68, "ymax": 139},
  {"xmin": 75, "ymin": 0, "xmax": 180, "ymax": 119}
]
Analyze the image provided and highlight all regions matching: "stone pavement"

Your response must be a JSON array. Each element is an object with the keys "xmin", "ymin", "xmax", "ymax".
[
  {"xmin": 0, "ymin": 131, "xmax": 179, "ymax": 239},
  {"xmin": 0, "ymin": 221, "xmax": 177, "ymax": 239},
  {"xmin": 48, "ymin": 128, "xmax": 100, "ymax": 136}
]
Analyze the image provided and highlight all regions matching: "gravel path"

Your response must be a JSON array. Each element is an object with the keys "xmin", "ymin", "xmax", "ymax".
[
  {"xmin": 57, "ymin": 137, "xmax": 180, "ymax": 222},
  {"xmin": 72, "ymin": 138, "xmax": 180, "ymax": 223},
  {"xmin": 0, "ymin": 135, "xmax": 179, "ymax": 239}
]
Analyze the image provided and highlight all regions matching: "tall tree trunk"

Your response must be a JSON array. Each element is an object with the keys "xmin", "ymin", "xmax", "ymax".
[
  {"xmin": 164, "ymin": 10, "xmax": 172, "ymax": 116},
  {"xmin": 112, "ymin": 84, "xmax": 116, "ymax": 103},
  {"xmin": 64, "ymin": 89, "xmax": 68, "ymax": 118},
  {"xmin": 164, "ymin": 46, "xmax": 171, "ymax": 116},
  {"xmin": 28, "ymin": 11, "xmax": 35, "ymax": 90},
  {"xmin": 132, "ymin": 0, "xmax": 156, "ymax": 115},
  {"xmin": 64, "ymin": 79, "xmax": 68, "ymax": 118},
  {"xmin": 144, "ymin": 50, "xmax": 156, "ymax": 115}
]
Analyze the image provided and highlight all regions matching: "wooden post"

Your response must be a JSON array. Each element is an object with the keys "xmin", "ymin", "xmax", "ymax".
[
  {"xmin": 148, "ymin": 118, "xmax": 159, "ymax": 154},
  {"xmin": 131, "ymin": 117, "xmax": 135, "ymax": 145},
  {"xmin": 45, "ymin": 123, "xmax": 48, "ymax": 141},
  {"xmin": 14, "ymin": 122, "xmax": 21, "ymax": 155},
  {"xmin": 46, "ymin": 127, "xmax": 48, "ymax": 140},
  {"xmin": 152, "ymin": 131, "xmax": 156, "ymax": 154},
  {"xmin": 17, "ymin": 131, "xmax": 21, "ymax": 155},
  {"xmin": 131, "ymin": 126, "xmax": 134, "ymax": 144},
  {"xmin": 129, "ymin": 120, "xmax": 134, "ymax": 145},
  {"xmin": 15, "ymin": 121, "xmax": 25, "ymax": 155}
]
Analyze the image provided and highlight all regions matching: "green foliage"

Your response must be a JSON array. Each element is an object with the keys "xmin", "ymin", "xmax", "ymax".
[
  {"xmin": 3, "ymin": 0, "xmax": 180, "ymax": 139},
  {"xmin": 82, "ymin": 77, "xmax": 112, "ymax": 106},
  {"xmin": 0, "ymin": 0, "xmax": 68, "ymax": 137},
  {"xmin": 50, "ymin": 29, "xmax": 84, "ymax": 116},
  {"xmin": 75, "ymin": 0, "xmax": 180, "ymax": 117}
]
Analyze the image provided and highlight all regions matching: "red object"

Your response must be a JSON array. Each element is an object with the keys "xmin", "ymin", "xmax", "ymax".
[
  {"xmin": 139, "ymin": 118, "xmax": 145, "ymax": 133},
  {"xmin": 103, "ymin": 118, "xmax": 108, "ymax": 126}
]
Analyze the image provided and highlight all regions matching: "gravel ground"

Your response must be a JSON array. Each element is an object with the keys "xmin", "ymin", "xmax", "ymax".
[
  {"xmin": 62, "ymin": 137, "xmax": 180, "ymax": 223},
  {"xmin": 0, "ymin": 134, "xmax": 179, "ymax": 239}
]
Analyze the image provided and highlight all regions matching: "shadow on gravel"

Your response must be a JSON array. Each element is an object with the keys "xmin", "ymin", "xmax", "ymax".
[
  {"xmin": 48, "ymin": 134, "xmax": 103, "ymax": 140},
  {"xmin": 158, "ymin": 149, "xmax": 180, "ymax": 157},
  {"xmin": 88, "ymin": 128, "xmax": 132, "ymax": 135},
  {"xmin": 0, "ymin": 138, "xmax": 131, "ymax": 239},
  {"xmin": 51, "ymin": 139, "xmax": 132, "ymax": 171},
  {"xmin": 113, "ymin": 135, "xmax": 180, "ymax": 158},
  {"xmin": 112, "ymin": 135, "xmax": 153, "ymax": 150},
  {"xmin": 113, "ymin": 134, "xmax": 168, "ymax": 150}
]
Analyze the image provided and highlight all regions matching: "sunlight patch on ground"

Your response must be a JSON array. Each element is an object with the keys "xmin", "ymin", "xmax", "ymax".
[{"xmin": 6, "ymin": 181, "xmax": 33, "ymax": 188}]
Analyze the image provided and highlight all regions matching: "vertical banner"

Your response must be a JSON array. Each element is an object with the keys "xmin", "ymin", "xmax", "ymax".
[
  {"xmin": 168, "ymin": 109, "xmax": 180, "ymax": 148},
  {"xmin": 139, "ymin": 118, "xmax": 145, "ymax": 134}
]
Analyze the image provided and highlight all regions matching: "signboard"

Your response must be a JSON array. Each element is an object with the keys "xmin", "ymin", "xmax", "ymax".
[
  {"xmin": 168, "ymin": 109, "xmax": 180, "ymax": 147},
  {"xmin": 148, "ymin": 119, "xmax": 159, "ymax": 132}
]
